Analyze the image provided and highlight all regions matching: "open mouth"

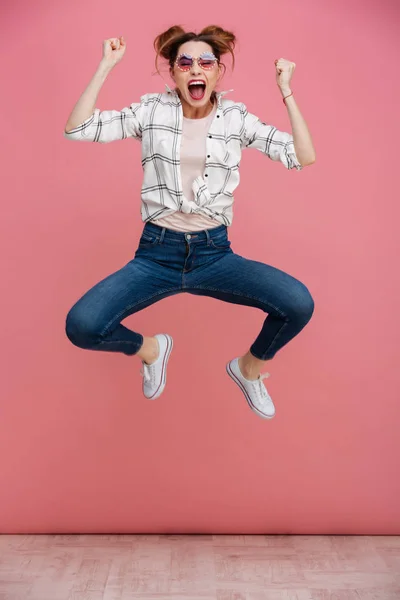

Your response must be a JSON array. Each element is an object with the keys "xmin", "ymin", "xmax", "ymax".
[{"xmin": 188, "ymin": 82, "xmax": 206, "ymax": 101}]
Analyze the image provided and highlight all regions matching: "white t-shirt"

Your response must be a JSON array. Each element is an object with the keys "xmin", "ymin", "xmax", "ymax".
[{"xmin": 153, "ymin": 101, "xmax": 219, "ymax": 232}]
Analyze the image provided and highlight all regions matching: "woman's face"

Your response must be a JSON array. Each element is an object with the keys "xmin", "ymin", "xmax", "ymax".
[{"xmin": 170, "ymin": 41, "xmax": 222, "ymax": 112}]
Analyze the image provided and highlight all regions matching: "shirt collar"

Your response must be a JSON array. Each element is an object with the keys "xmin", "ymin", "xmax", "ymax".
[{"xmin": 164, "ymin": 84, "xmax": 234, "ymax": 108}]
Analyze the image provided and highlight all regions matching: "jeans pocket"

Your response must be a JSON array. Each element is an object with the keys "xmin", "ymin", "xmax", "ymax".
[
  {"xmin": 210, "ymin": 237, "xmax": 231, "ymax": 250},
  {"xmin": 138, "ymin": 232, "xmax": 160, "ymax": 247}
]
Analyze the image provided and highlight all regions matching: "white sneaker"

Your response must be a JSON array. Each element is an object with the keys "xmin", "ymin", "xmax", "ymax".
[
  {"xmin": 226, "ymin": 357, "xmax": 275, "ymax": 419},
  {"xmin": 140, "ymin": 334, "xmax": 173, "ymax": 400}
]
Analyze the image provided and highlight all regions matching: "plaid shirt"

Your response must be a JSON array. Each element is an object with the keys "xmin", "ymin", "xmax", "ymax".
[{"xmin": 64, "ymin": 85, "xmax": 303, "ymax": 227}]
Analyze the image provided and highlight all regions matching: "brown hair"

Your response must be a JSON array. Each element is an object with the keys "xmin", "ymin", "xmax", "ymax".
[{"xmin": 153, "ymin": 24, "xmax": 236, "ymax": 91}]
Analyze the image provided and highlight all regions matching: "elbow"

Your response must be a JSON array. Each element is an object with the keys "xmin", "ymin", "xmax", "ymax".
[
  {"xmin": 64, "ymin": 121, "xmax": 77, "ymax": 135},
  {"xmin": 299, "ymin": 154, "xmax": 316, "ymax": 167},
  {"xmin": 64, "ymin": 124, "xmax": 78, "ymax": 137},
  {"xmin": 63, "ymin": 129, "xmax": 77, "ymax": 139}
]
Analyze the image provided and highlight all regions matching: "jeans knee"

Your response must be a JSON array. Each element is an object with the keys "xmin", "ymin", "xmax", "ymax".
[
  {"xmin": 298, "ymin": 285, "xmax": 315, "ymax": 324},
  {"xmin": 65, "ymin": 309, "xmax": 82, "ymax": 347},
  {"xmin": 65, "ymin": 307, "xmax": 101, "ymax": 348}
]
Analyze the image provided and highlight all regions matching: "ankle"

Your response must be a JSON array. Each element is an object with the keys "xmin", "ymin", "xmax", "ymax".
[
  {"xmin": 238, "ymin": 357, "xmax": 260, "ymax": 380},
  {"xmin": 138, "ymin": 336, "xmax": 159, "ymax": 364}
]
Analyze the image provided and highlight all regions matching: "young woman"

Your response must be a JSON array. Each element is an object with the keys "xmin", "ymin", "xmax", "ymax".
[{"xmin": 64, "ymin": 25, "xmax": 316, "ymax": 420}]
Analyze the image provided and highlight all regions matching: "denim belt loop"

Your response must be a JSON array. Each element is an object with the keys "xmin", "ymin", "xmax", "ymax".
[
  {"xmin": 159, "ymin": 227, "xmax": 166, "ymax": 243},
  {"xmin": 204, "ymin": 229, "xmax": 211, "ymax": 245}
]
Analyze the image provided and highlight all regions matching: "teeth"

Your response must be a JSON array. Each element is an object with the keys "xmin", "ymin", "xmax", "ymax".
[{"xmin": 189, "ymin": 81, "xmax": 205, "ymax": 86}]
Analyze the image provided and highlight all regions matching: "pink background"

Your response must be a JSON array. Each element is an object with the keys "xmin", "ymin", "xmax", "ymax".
[{"xmin": 1, "ymin": 0, "xmax": 399, "ymax": 534}]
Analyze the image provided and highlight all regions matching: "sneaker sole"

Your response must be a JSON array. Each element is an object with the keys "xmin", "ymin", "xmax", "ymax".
[
  {"xmin": 145, "ymin": 334, "xmax": 174, "ymax": 400},
  {"xmin": 226, "ymin": 360, "xmax": 275, "ymax": 419}
]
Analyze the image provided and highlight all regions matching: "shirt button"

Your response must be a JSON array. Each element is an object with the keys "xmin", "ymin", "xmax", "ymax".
[
  {"xmin": 217, "ymin": 115, "xmax": 220, "ymax": 118},
  {"xmin": 207, "ymin": 155, "xmax": 210, "ymax": 158},
  {"xmin": 208, "ymin": 135, "xmax": 212, "ymax": 138},
  {"xmin": 205, "ymin": 174, "xmax": 208, "ymax": 177}
]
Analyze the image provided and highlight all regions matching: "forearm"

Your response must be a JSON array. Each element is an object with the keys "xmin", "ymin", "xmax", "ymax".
[
  {"xmin": 278, "ymin": 86, "xmax": 316, "ymax": 165},
  {"xmin": 65, "ymin": 61, "xmax": 114, "ymax": 132}
]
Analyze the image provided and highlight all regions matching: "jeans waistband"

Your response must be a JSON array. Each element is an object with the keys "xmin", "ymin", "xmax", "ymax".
[{"xmin": 142, "ymin": 221, "xmax": 228, "ymax": 243}]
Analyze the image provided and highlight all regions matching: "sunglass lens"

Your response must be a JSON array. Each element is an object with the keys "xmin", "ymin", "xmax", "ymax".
[
  {"xmin": 177, "ymin": 56, "xmax": 192, "ymax": 70},
  {"xmin": 199, "ymin": 58, "xmax": 216, "ymax": 69}
]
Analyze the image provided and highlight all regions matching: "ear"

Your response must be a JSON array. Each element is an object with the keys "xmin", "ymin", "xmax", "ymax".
[{"xmin": 169, "ymin": 68, "xmax": 175, "ymax": 81}]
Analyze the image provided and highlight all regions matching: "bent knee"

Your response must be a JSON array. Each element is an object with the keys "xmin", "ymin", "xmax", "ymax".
[
  {"xmin": 296, "ymin": 284, "xmax": 315, "ymax": 323},
  {"xmin": 65, "ymin": 307, "xmax": 103, "ymax": 348}
]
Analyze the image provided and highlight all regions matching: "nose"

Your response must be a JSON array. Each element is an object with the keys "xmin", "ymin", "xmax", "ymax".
[{"xmin": 190, "ymin": 58, "xmax": 202, "ymax": 75}]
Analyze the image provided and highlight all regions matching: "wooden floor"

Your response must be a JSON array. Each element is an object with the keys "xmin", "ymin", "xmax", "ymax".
[{"xmin": 0, "ymin": 535, "xmax": 399, "ymax": 599}]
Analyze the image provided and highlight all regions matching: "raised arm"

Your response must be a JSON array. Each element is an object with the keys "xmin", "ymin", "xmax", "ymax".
[
  {"xmin": 274, "ymin": 57, "xmax": 316, "ymax": 167},
  {"xmin": 63, "ymin": 37, "xmax": 145, "ymax": 143},
  {"xmin": 65, "ymin": 37, "xmax": 126, "ymax": 133},
  {"xmin": 240, "ymin": 58, "xmax": 316, "ymax": 169}
]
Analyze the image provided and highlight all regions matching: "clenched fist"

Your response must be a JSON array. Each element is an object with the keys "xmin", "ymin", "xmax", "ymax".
[
  {"xmin": 102, "ymin": 36, "xmax": 126, "ymax": 68},
  {"xmin": 274, "ymin": 58, "xmax": 295, "ymax": 92}
]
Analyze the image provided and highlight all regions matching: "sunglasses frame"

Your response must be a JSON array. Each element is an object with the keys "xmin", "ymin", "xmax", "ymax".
[{"xmin": 175, "ymin": 52, "xmax": 219, "ymax": 71}]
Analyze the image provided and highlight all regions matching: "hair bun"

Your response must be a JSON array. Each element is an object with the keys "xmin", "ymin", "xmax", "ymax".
[
  {"xmin": 200, "ymin": 25, "xmax": 236, "ymax": 49},
  {"xmin": 154, "ymin": 25, "xmax": 186, "ymax": 60}
]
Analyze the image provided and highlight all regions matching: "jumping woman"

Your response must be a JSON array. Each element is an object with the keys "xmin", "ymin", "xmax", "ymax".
[{"xmin": 64, "ymin": 25, "xmax": 316, "ymax": 420}]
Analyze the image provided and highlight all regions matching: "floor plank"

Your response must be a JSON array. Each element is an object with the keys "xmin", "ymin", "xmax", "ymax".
[{"xmin": 0, "ymin": 535, "xmax": 398, "ymax": 600}]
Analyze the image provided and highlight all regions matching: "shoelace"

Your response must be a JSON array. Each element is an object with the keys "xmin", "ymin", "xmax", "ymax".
[
  {"xmin": 140, "ymin": 362, "xmax": 152, "ymax": 384},
  {"xmin": 253, "ymin": 372, "xmax": 272, "ymax": 404}
]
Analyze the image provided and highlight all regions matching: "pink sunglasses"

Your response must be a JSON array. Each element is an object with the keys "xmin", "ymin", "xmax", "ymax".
[{"xmin": 175, "ymin": 52, "xmax": 218, "ymax": 71}]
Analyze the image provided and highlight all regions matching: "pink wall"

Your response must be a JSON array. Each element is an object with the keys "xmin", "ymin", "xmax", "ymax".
[{"xmin": 1, "ymin": 0, "xmax": 399, "ymax": 534}]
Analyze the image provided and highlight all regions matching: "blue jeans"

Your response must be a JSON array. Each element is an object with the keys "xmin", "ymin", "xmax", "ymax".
[{"xmin": 66, "ymin": 222, "xmax": 314, "ymax": 360}]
